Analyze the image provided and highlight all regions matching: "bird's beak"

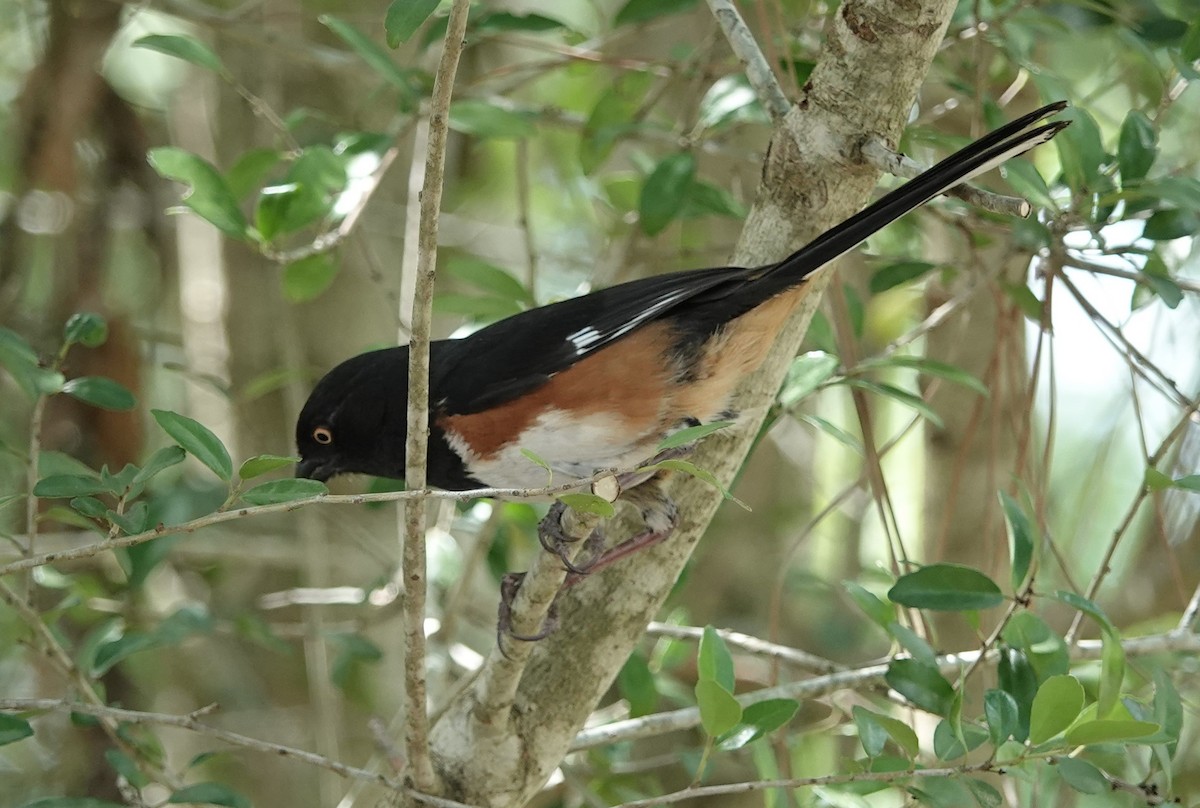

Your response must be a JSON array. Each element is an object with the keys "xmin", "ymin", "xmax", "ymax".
[{"xmin": 295, "ymin": 457, "xmax": 333, "ymax": 482}]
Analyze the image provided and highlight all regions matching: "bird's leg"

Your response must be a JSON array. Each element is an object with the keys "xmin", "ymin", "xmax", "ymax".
[
  {"xmin": 537, "ymin": 499, "xmax": 600, "ymax": 575},
  {"xmin": 496, "ymin": 572, "xmax": 560, "ymax": 653},
  {"xmin": 566, "ymin": 481, "xmax": 679, "ymax": 584}
]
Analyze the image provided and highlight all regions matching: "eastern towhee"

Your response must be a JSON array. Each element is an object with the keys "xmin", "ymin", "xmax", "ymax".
[{"xmin": 295, "ymin": 101, "xmax": 1068, "ymax": 577}]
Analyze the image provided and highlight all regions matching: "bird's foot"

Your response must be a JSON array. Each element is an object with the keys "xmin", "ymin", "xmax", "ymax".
[{"xmin": 496, "ymin": 572, "xmax": 560, "ymax": 655}]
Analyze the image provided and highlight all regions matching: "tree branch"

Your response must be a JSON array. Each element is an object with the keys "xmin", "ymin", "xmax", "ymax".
[{"xmin": 704, "ymin": 0, "xmax": 790, "ymax": 123}]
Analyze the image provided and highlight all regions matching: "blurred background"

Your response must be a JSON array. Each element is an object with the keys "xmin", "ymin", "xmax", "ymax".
[{"xmin": 1, "ymin": 0, "xmax": 1199, "ymax": 805}]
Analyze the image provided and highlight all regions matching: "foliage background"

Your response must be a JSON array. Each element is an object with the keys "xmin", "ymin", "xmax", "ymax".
[{"xmin": 1, "ymin": 0, "xmax": 1199, "ymax": 806}]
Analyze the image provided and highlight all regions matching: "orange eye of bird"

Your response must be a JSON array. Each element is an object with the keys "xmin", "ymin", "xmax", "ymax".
[{"xmin": 313, "ymin": 427, "xmax": 333, "ymax": 445}]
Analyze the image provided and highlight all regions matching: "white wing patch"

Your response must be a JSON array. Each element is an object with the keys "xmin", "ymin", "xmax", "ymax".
[{"xmin": 565, "ymin": 288, "xmax": 693, "ymax": 355}]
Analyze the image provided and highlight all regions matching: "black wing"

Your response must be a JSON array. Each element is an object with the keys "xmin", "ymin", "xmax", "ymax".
[{"xmin": 433, "ymin": 265, "xmax": 759, "ymax": 414}]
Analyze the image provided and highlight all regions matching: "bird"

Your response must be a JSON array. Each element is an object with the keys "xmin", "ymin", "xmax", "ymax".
[{"xmin": 296, "ymin": 101, "xmax": 1068, "ymax": 576}]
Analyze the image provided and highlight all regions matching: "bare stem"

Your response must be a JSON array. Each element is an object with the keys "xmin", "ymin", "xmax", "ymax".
[
  {"xmin": 402, "ymin": 0, "xmax": 473, "ymax": 792},
  {"xmin": 704, "ymin": 0, "xmax": 791, "ymax": 122}
]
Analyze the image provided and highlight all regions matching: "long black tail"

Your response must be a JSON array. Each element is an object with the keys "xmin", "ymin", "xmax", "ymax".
[{"xmin": 754, "ymin": 101, "xmax": 1069, "ymax": 296}]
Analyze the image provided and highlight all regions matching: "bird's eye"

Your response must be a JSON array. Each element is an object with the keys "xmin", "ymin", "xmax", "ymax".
[{"xmin": 313, "ymin": 426, "xmax": 333, "ymax": 445}]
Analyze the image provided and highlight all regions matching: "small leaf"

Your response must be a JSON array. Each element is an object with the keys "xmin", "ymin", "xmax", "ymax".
[
  {"xmin": 449, "ymin": 100, "xmax": 536, "ymax": 139},
  {"xmin": 0, "ymin": 327, "xmax": 65, "ymax": 398},
  {"xmin": 62, "ymin": 377, "xmax": 136, "ymax": 411},
  {"xmin": 869, "ymin": 355, "xmax": 988, "ymax": 396},
  {"xmin": 1000, "ymin": 159, "xmax": 1057, "ymax": 210},
  {"xmin": 614, "ymin": 0, "xmax": 698, "ymax": 26},
  {"xmin": 1002, "ymin": 282, "xmax": 1043, "ymax": 321},
  {"xmin": 843, "ymin": 581, "xmax": 893, "ymax": 629},
  {"xmin": 556, "ymin": 493, "xmax": 615, "ymax": 518},
  {"xmin": 133, "ymin": 446, "xmax": 187, "ymax": 486},
  {"xmin": 1174, "ymin": 474, "xmax": 1200, "ymax": 491},
  {"xmin": 33, "ymin": 475, "xmax": 107, "ymax": 498},
  {"xmin": 842, "ymin": 379, "xmax": 944, "ymax": 428},
  {"xmin": 696, "ymin": 74, "xmax": 768, "ymax": 132},
  {"xmin": 648, "ymin": 458, "xmax": 748, "ymax": 508},
  {"xmin": 798, "ymin": 414, "xmax": 863, "ymax": 454},
  {"xmin": 0, "ymin": 713, "xmax": 35, "ymax": 746},
  {"xmin": 282, "ymin": 254, "xmax": 338, "ymax": 303},
  {"xmin": 240, "ymin": 478, "xmax": 328, "ymax": 505},
  {"xmin": 932, "ymin": 718, "xmax": 988, "ymax": 760},
  {"xmin": 225, "ymin": 148, "xmax": 281, "ymax": 200},
  {"xmin": 167, "ymin": 782, "xmax": 252, "ymax": 808},
  {"xmin": 888, "ymin": 564, "xmax": 1004, "ymax": 611},
  {"xmin": 152, "ymin": 409, "xmax": 233, "ymax": 481},
  {"xmin": 107, "ymin": 502, "xmax": 150, "ymax": 536},
  {"xmin": 964, "ymin": 777, "xmax": 1003, "ymax": 808},
  {"xmin": 580, "ymin": 73, "xmax": 653, "ymax": 173},
  {"xmin": 1143, "ymin": 208, "xmax": 1200, "ymax": 241},
  {"xmin": 63, "ymin": 313, "xmax": 109, "ymax": 348},
  {"xmin": 445, "ymin": 256, "xmax": 534, "ymax": 306},
  {"xmin": 1118, "ymin": 110, "xmax": 1157, "ymax": 183},
  {"xmin": 1098, "ymin": 630, "xmax": 1126, "ymax": 718},
  {"xmin": 617, "ymin": 651, "xmax": 658, "ymax": 717},
  {"xmin": 853, "ymin": 706, "xmax": 919, "ymax": 758},
  {"xmin": 148, "ymin": 147, "xmax": 248, "ymax": 238},
  {"xmin": 322, "ymin": 14, "xmax": 410, "ymax": 86},
  {"xmin": 887, "ymin": 621, "xmax": 936, "ymax": 667},
  {"xmin": 105, "ymin": 748, "xmax": 149, "ymax": 789},
  {"xmin": 92, "ymin": 632, "xmax": 157, "ymax": 676},
  {"xmin": 134, "ymin": 34, "xmax": 226, "ymax": 74},
  {"xmin": 716, "ymin": 698, "xmax": 799, "ymax": 750},
  {"xmin": 869, "ymin": 261, "xmax": 937, "ymax": 294},
  {"xmin": 1056, "ymin": 757, "xmax": 1108, "ymax": 794},
  {"xmin": 639, "ymin": 152, "xmax": 695, "ymax": 236},
  {"xmin": 1152, "ymin": 668, "xmax": 1182, "ymax": 754},
  {"xmin": 698, "ymin": 626, "xmax": 735, "ymax": 691},
  {"xmin": 1145, "ymin": 466, "xmax": 1174, "ymax": 491},
  {"xmin": 385, "ymin": 0, "xmax": 442, "ymax": 47},
  {"xmin": 695, "ymin": 679, "xmax": 741, "ymax": 737},
  {"xmin": 984, "ymin": 688, "xmax": 1019, "ymax": 746},
  {"xmin": 1064, "ymin": 719, "xmax": 1159, "ymax": 746},
  {"xmin": 519, "ymin": 448, "xmax": 553, "ymax": 485},
  {"xmin": 885, "ymin": 658, "xmax": 956, "ymax": 716},
  {"xmin": 999, "ymin": 491, "xmax": 1035, "ymax": 591},
  {"xmin": 998, "ymin": 648, "xmax": 1036, "ymax": 742},
  {"xmin": 238, "ymin": 454, "xmax": 299, "ymax": 480},
  {"xmin": 657, "ymin": 420, "xmax": 733, "ymax": 451},
  {"xmin": 778, "ymin": 351, "xmax": 839, "ymax": 408},
  {"xmin": 1029, "ymin": 674, "xmax": 1084, "ymax": 744},
  {"xmin": 70, "ymin": 496, "xmax": 108, "ymax": 519},
  {"xmin": 330, "ymin": 632, "xmax": 383, "ymax": 689}
]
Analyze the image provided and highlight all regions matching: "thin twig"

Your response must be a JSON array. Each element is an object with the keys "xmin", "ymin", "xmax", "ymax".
[
  {"xmin": 860, "ymin": 136, "xmax": 1032, "ymax": 217},
  {"xmin": 1063, "ymin": 254, "xmax": 1200, "ymax": 295},
  {"xmin": 704, "ymin": 0, "xmax": 791, "ymax": 122},
  {"xmin": 645, "ymin": 623, "xmax": 843, "ymax": 674},
  {"xmin": 402, "ymin": 0, "xmax": 472, "ymax": 792}
]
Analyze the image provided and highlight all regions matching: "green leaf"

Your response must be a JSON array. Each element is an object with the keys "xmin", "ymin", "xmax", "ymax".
[
  {"xmin": 1056, "ymin": 107, "xmax": 1105, "ymax": 192},
  {"xmin": 519, "ymin": 448, "xmax": 553, "ymax": 485},
  {"xmin": 885, "ymin": 658, "xmax": 956, "ymax": 716},
  {"xmin": 445, "ymin": 256, "xmax": 534, "ymax": 305},
  {"xmin": 70, "ymin": 496, "xmax": 108, "ymax": 519},
  {"xmin": 984, "ymin": 688, "xmax": 1019, "ymax": 746},
  {"xmin": 932, "ymin": 717, "xmax": 987, "ymax": 760},
  {"xmin": 778, "ymin": 351, "xmax": 839, "ymax": 408},
  {"xmin": 0, "ymin": 713, "xmax": 35, "ymax": 746},
  {"xmin": 696, "ymin": 74, "xmax": 768, "ymax": 132},
  {"xmin": 657, "ymin": 420, "xmax": 733, "ymax": 451},
  {"xmin": 1118, "ymin": 110, "xmax": 1157, "ymax": 183},
  {"xmin": 684, "ymin": 180, "xmax": 747, "ymax": 219},
  {"xmin": 148, "ymin": 147, "xmax": 248, "ymax": 238},
  {"xmin": 867, "ymin": 356, "xmax": 988, "ymax": 396},
  {"xmin": 133, "ymin": 446, "xmax": 187, "ymax": 486},
  {"xmin": 92, "ymin": 632, "xmax": 157, "ymax": 676},
  {"xmin": 225, "ymin": 148, "xmax": 281, "ymax": 200},
  {"xmin": 842, "ymin": 379, "xmax": 944, "ymax": 428},
  {"xmin": 556, "ymin": 493, "xmax": 615, "ymax": 518},
  {"xmin": 0, "ymin": 327, "xmax": 65, "ymax": 398},
  {"xmin": 854, "ymin": 706, "xmax": 920, "ymax": 758},
  {"xmin": 133, "ymin": 34, "xmax": 226, "ymax": 74},
  {"xmin": 888, "ymin": 564, "xmax": 1004, "ymax": 611},
  {"xmin": 1184, "ymin": 17, "xmax": 1200, "ymax": 60},
  {"xmin": 999, "ymin": 491, "xmax": 1035, "ymax": 591},
  {"xmin": 152, "ymin": 409, "xmax": 233, "ymax": 481},
  {"xmin": 33, "ymin": 474, "xmax": 107, "ymax": 498},
  {"xmin": 1056, "ymin": 757, "xmax": 1108, "ymax": 794},
  {"xmin": 167, "ymin": 782, "xmax": 252, "ymax": 808},
  {"xmin": 1153, "ymin": 668, "xmax": 1182, "ymax": 755},
  {"xmin": 964, "ymin": 777, "xmax": 1003, "ymax": 808},
  {"xmin": 385, "ymin": 0, "xmax": 441, "ymax": 47},
  {"xmin": 639, "ymin": 152, "xmax": 695, "ymax": 236},
  {"xmin": 695, "ymin": 679, "xmax": 741, "ymax": 737},
  {"xmin": 998, "ymin": 648, "xmax": 1036, "ymax": 741},
  {"xmin": 1064, "ymin": 719, "xmax": 1159, "ymax": 746},
  {"xmin": 238, "ymin": 454, "xmax": 299, "ymax": 480},
  {"xmin": 433, "ymin": 293, "xmax": 523, "ymax": 320},
  {"xmin": 240, "ymin": 478, "xmax": 328, "ymax": 505},
  {"xmin": 1029, "ymin": 674, "xmax": 1084, "ymax": 744},
  {"xmin": 614, "ymin": 0, "xmax": 698, "ymax": 26},
  {"xmin": 449, "ymin": 100, "xmax": 536, "ymax": 139},
  {"xmin": 61, "ymin": 377, "xmax": 136, "ymax": 411},
  {"xmin": 1174, "ymin": 474, "xmax": 1200, "ymax": 491},
  {"xmin": 1002, "ymin": 281, "xmax": 1043, "ymax": 321},
  {"xmin": 282, "ymin": 254, "xmax": 338, "ymax": 303},
  {"xmin": 1144, "ymin": 466, "xmax": 1174, "ymax": 491},
  {"xmin": 1143, "ymin": 208, "xmax": 1200, "ymax": 241},
  {"xmin": 63, "ymin": 313, "xmax": 109, "ymax": 348},
  {"xmin": 698, "ymin": 625, "xmax": 735, "ymax": 691},
  {"xmin": 107, "ymin": 501, "xmax": 150, "ymax": 536},
  {"xmin": 105, "ymin": 748, "xmax": 149, "ymax": 789},
  {"xmin": 869, "ymin": 261, "xmax": 937, "ymax": 294},
  {"xmin": 322, "ymin": 14, "xmax": 410, "ymax": 86},
  {"xmin": 330, "ymin": 632, "xmax": 383, "ymax": 689},
  {"xmin": 1052, "ymin": 590, "xmax": 1116, "ymax": 636},
  {"xmin": 887, "ymin": 621, "xmax": 936, "ymax": 667},
  {"xmin": 717, "ymin": 698, "xmax": 799, "ymax": 750},
  {"xmin": 1098, "ymin": 630, "xmax": 1126, "ymax": 718},
  {"xmin": 798, "ymin": 414, "xmax": 862, "ymax": 454},
  {"xmin": 580, "ymin": 73, "xmax": 653, "ymax": 173},
  {"xmin": 648, "ymin": 458, "xmax": 748, "ymax": 508},
  {"xmin": 617, "ymin": 651, "xmax": 658, "ymax": 717},
  {"xmin": 843, "ymin": 581, "xmax": 893, "ymax": 629},
  {"xmin": 1000, "ymin": 159, "xmax": 1057, "ymax": 210}
]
